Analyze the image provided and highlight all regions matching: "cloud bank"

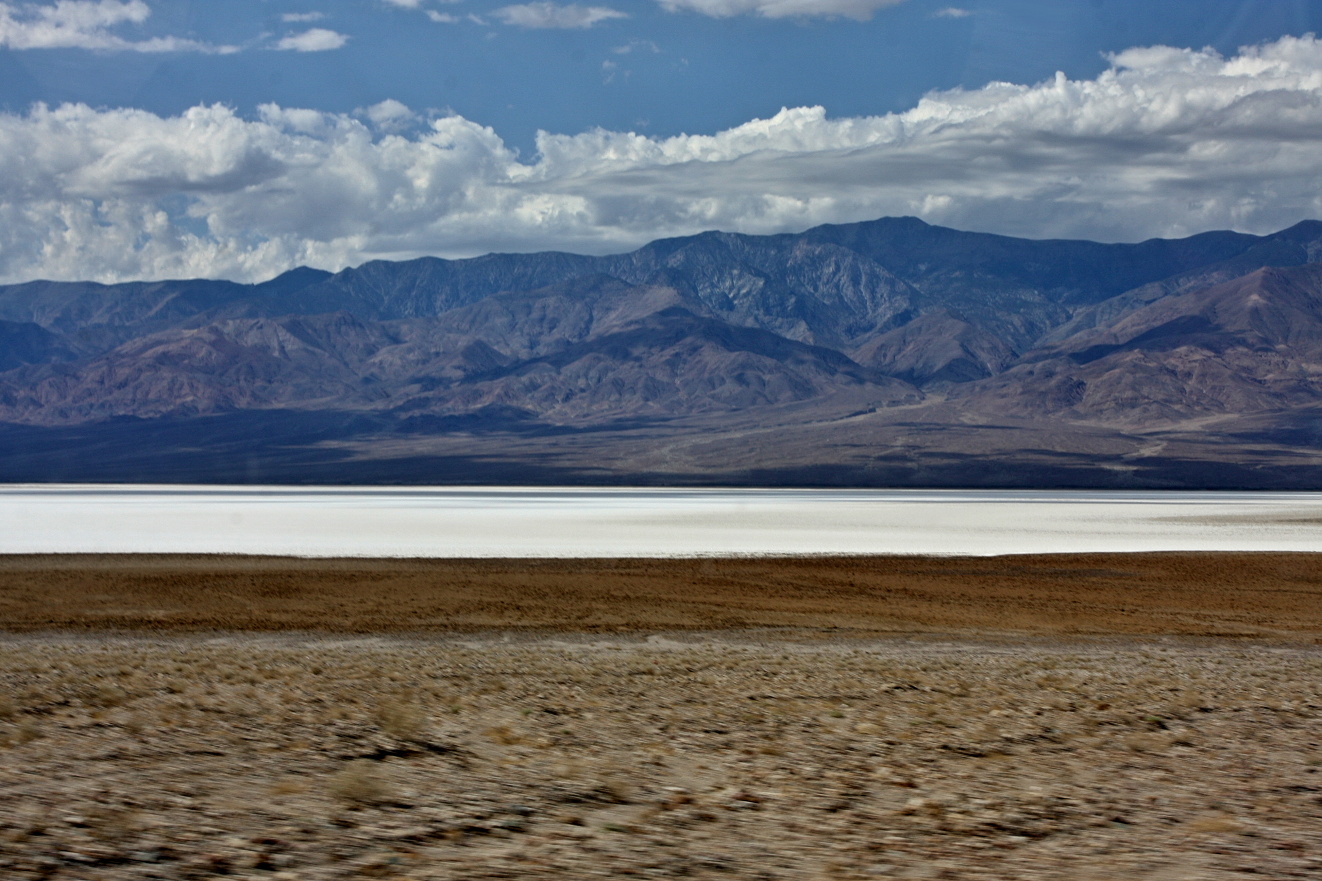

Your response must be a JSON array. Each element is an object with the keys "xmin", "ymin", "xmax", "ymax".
[
  {"xmin": 0, "ymin": 0, "xmax": 235, "ymax": 53},
  {"xmin": 4, "ymin": 35, "xmax": 1322, "ymax": 283},
  {"xmin": 492, "ymin": 3, "xmax": 627, "ymax": 29}
]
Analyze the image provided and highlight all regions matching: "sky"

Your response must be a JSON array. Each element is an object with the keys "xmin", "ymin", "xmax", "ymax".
[{"xmin": 1, "ymin": 0, "xmax": 1322, "ymax": 283}]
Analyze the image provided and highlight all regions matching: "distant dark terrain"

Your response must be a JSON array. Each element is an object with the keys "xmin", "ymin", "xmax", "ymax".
[{"xmin": 5, "ymin": 216, "xmax": 1322, "ymax": 486}]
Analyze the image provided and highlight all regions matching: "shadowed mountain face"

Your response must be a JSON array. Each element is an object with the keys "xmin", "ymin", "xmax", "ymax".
[
  {"xmin": 5, "ymin": 217, "xmax": 1322, "ymax": 486},
  {"xmin": 961, "ymin": 264, "xmax": 1322, "ymax": 426}
]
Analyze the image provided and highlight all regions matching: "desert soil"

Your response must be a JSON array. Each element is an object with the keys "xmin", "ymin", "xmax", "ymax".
[{"xmin": 1, "ymin": 553, "xmax": 1321, "ymax": 880}]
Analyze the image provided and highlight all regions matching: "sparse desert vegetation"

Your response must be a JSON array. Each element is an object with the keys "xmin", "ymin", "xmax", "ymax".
[
  {"xmin": 1, "ymin": 553, "xmax": 1321, "ymax": 879},
  {"xmin": 0, "ymin": 632, "xmax": 1320, "ymax": 879}
]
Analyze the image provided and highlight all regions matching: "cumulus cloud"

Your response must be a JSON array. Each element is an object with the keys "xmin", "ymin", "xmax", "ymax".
[
  {"xmin": 0, "ymin": 0, "xmax": 235, "ymax": 52},
  {"xmin": 274, "ymin": 27, "xmax": 348, "ymax": 51},
  {"xmin": 361, "ymin": 98, "xmax": 416, "ymax": 129},
  {"xmin": 493, "ymin": 2, "xmax": 626, "ymax": 29},
  {"xmin": 655, "ymin": 0, "xmax": 905, "ymax": 20},
  {"xmin": 280, "ymin": 12, "xmax": 324, "ymax": 23},
  {"xmin": 5, "ymin": 36, "xmax": 1322, "ymax": 283}
]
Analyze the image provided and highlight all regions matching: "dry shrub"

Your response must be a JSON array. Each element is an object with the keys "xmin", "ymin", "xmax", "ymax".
[
  {"xmin": 84, "ymin": 806, "xmax": 140, "ymax": 843},
  {"xmin": 88, "ymin": 683, "xmax": 129, "ymax": 709},
  {"xmin": 485, "ymin": 725, "xmax": 525, "ymax": 746},
  {"xmin": 589, "ymin": 776, "xmax": 633, "ymax": 804},
  {"xmin": 1123, "ymin": 731, "xmax": 1173, "ymax": 754},
  {"xmin": 329, "ymin": 760, "xmax": 392, "ymax": 806},
  {"xmin": 376, "ymin": 696, "xmax": 428, "ymax": 742},
  {"xmin": 11, "ymin": 719, "xmax": 42, "ymax": 746},
  {"xmin": 554, "ymin": 758, "xmax": 586, "ymax": 780}
]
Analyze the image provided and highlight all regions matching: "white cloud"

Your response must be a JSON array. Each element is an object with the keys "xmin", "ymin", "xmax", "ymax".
[
  {"xmin": 5, "ymin": 36, "xmax": 1322, "ymax": 283},
  {"xmin": 493, "ymin": 2, "xmax": 626, "ymax": 29},
  {"xmin": 655, "ymin": 0, "xmax": 905, "ymax": 20},
  {"xmin": 274, "ymin": 27, "xmax": 348, "ymax": 51},
  {"xmin": 933, "ymin": 6, "xmax": 969, "ymax": 17},
  {"xmin": 612, "ymin": 38, "xmax": 659, "ymax": 54},
  {"xmin": 0, "ymin": 0, "xmax": 236, "ymax": 52},
  {"xmin": 361, "ymin": 98, "xmax": 415, "ymax": 129},
  {"xmin": 385, "ymin": 0, "xmax": 466, "ymax": 13},
  {"xmin": 280, "ymin": 12, "xmax": 324, "ymax": 23}
]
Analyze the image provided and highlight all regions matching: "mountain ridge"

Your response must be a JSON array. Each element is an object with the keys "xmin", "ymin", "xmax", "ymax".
[{"xmin": 5, "ymin": 217, "xmax": 1322, "ymax": 486}]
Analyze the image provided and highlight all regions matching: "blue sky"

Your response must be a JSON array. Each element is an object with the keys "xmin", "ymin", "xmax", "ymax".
[
  {"xmin": 1, "ymin": 0, "xmax": 1322, "ymax": 282},
  {"xmin": 3, "ymin": 1, "xmax": 1316, "ymax": 151}
]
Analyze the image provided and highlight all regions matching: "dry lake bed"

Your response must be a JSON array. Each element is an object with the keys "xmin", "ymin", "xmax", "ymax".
[{"xmin": 5, "ymin": 486, "xmax": 1322, "ymax": 556}]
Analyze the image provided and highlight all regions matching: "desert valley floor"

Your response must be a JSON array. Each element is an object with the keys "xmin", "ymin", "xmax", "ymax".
[{"xmin": 1, "ymin": 553, "xmax": 1320, "ymax": 880}]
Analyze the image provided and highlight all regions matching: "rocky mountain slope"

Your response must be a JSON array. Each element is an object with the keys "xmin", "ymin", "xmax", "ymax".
[{"xmin": 4, "ymin": 216, "xmax": 1322, "ymax": 486}]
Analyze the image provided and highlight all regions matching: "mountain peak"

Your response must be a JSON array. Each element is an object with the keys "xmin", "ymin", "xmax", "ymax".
[{"xmin": 1273, "ymin": 218, "xmax": 1322, "ymax": 242}]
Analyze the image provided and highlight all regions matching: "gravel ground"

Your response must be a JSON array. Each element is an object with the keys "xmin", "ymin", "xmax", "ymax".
[{"xmin": 1, "ymin": 632, "xmax": 1320, "ymax": 880}]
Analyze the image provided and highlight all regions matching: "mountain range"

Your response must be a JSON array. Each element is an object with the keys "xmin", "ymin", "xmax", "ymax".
[{"xmin": 5, "ymin": 216, "xmax": 1322, "ymax": 487}]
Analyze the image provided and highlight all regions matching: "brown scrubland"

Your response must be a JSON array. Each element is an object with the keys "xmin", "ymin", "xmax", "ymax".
[{"xmin": 1, "ymin": 553, "xmax": 1320, "ymax": 879}]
